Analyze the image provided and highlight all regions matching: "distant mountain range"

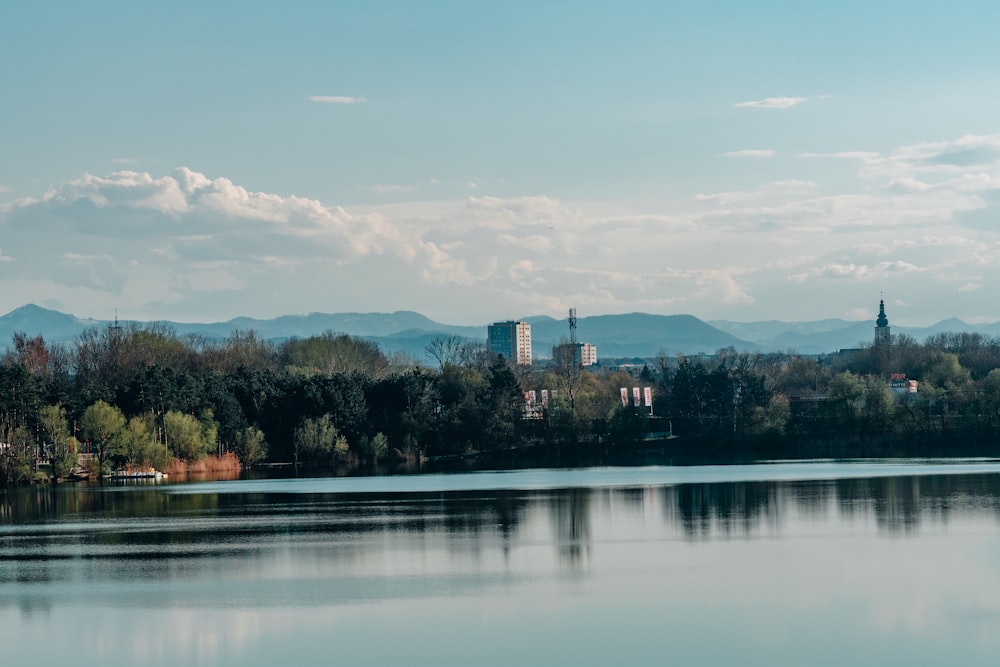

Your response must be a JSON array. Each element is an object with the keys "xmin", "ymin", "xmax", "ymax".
[
  {"xmin": 2, "ymin": 304, "xmax": 999, "ymax": 361},
  {"xmin": 706, "ymin": 317, "xmax": 1000, "ymax": 354}
]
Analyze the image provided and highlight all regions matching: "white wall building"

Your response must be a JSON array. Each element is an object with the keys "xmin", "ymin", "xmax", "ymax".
[{"xmin": 488, "ymin": 320, "xmax": 532, "ymax": 366}]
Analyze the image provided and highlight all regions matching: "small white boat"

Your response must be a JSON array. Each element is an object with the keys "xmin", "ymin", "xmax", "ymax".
[{"xmin": 110, "ymin": 469, "xmax": 167, "ymax": 480}]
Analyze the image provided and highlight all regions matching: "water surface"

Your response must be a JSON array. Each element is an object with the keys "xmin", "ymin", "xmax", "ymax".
[{"xmin": 3, "ymin": 460, "xmax": 1000, "ymax": 666}]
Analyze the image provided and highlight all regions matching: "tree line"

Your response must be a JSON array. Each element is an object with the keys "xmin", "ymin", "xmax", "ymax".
[{"xmin": 4, "ymin": 324, "xmax": 1000, "ymax": 485}]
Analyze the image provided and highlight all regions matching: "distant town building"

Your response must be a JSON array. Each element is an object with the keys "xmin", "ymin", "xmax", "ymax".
[
  {"xmin": 889, "ymin": 373, "xmax": 919, "ymax": 395},
  {"xmin": 552, "ymin": 341, "xmax": 598, "ymax": 367},
  {"xmin": 875, "ymin": 296, "xmax": 891, "ymax": 346},
  {"xmin": 488, "ymin": 320, "xmax": 532, "ymax": 365}
]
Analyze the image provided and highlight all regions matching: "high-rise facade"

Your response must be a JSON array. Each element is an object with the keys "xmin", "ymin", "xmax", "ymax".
[
  {"xmin": 488, "ymin": 320, "xmax": 532, "ymax": 365},
  {"xmin": 552, "ymin": 341, "xmax": 598, "ymax": 367}
]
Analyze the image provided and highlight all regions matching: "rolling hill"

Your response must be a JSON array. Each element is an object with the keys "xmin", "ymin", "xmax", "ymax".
[{"xmin": 3, "ymin": 304, "xmax": 1000, "ymax": 361}]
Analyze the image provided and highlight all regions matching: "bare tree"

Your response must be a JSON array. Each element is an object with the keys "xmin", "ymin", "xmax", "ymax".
[{"xmin": 425, "ymin": 335, "xmax": 467, "ymax": 369}]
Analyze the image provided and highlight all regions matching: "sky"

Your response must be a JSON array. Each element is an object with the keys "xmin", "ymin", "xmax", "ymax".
[{"xmin": 2, "ymin": 1, "xmax": 1000, "ymax": 327}]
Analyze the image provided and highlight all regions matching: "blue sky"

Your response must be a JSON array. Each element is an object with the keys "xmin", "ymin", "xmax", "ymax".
[{"xmin": 2, "ymin": 1, "xmax": 1000, "ymax": 326}]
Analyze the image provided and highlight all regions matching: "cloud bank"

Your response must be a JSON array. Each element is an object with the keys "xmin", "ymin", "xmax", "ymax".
[{"xmin": 3, "ymin": 132, "xmax": 1000, "ymax": 325}]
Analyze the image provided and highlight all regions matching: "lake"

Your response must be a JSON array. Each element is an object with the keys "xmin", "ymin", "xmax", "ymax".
[{"xmin": 4, "ymin": 460, "xmax": 1000, "ymax": 666}]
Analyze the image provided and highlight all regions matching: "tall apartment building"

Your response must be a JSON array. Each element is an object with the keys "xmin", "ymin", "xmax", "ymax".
[
  {"xmin": 488, "ymin": 320, "xmax": 532, "ymax": 366},
  {"xmin": 552, "ymin": 341, "xmax": 598, "ymax": 367}
]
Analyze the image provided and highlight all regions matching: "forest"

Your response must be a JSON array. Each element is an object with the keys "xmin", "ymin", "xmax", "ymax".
[{"xmin": 3, "ymin": 322, "xmax": 1000, "ymax": 485}]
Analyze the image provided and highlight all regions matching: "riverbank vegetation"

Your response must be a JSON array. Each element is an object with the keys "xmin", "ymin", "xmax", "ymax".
[{"xmin": 3, "ymin": 324, "xmax": 1000, "ymax": 486}]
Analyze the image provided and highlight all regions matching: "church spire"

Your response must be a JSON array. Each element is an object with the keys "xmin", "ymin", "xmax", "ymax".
[{"xmin": 875, "ymin": 293, "xmax": 890, "ymax": 345}]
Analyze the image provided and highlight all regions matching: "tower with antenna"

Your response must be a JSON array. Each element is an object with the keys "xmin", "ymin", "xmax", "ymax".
[
  {"xmin": 109, "ymin": 308, "xmax": 124, "ymax": 348},
  {"xmin": 551, "ymin": 307, "xmax": 597, "ymax": 368}
]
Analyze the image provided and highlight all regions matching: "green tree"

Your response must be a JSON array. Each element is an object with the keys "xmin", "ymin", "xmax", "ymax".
[
  {"xmin": 860, "ymin": 378, "xmax": 896, "ymax": 436},
  {"xmin": 123, "ymin": 415, "xmax": 169, "ymax": 470},
  {"xmin": 435, "ymin": 363, "xmax": 486, "ymax": 454},
  {"xmin": 200, "ymin": 329, "xmax": 279, "ymax": 374},
  {"xmin": 371, "ymin": 432, "xmax": 389, "ymax": 463},
  {"xmin": 359, "ymin": 431, "xmax": 389, "ymax": 464},
  {"xmin": 0, "ymin": 425, "xmax": 35, "ymax": 485},
  {"xmin": 79, "ymin": 400, "xmax": 127, "ymax": 472},
  {"xmin": 294, "ymin": 414, "xmax": 349, "ymax": 466},
  {"xmin": 775, "ymin": 356, "xmax": 832, "ymax": 396},
  {"xmin": 163, "ymin": 410, "xmax": 211, "ymax": 461},
  {"xmin": 755, "ymin": 395, "xmax": 791, "ymax": 437},
  {"xmin": 977, "ymin": 369, "xmax": 1000, "ymax": 431},
  {"xmin": 281, "ymin": 332, "xmax": 390, "ymax": 379},
  {"xmin": 826, "ymin": 372, "xmax": 863, "ymax": 434},
  {"xmin": 0, "ymin": 363, "xmax": 41, "ymax": 431},
  {"xmin": 38, "ymin": 403, "xmax": 77, "ymax": 480},
  {"xmin": 667, "ymin": 358, "xmax": 724, "ymax": 438},
  {"xmin": 233, "ymin": 425, "xmax": 268, "ymax": 467},
  {"xmin": 608, "ymin": 405, "xmax": 646, "ymax": 445},
  {"xmin": 917, "ymin": 351, "xmax": 972, "ymax": 393},
  {"xmin": 479, "ymin": 355, "xmax": 526, "ymax": 450},
  {"xmin": 200, "ymin": 409, "xmax": 219, "ymax": 457},
  {"xmin": 163, "ymin": 410, "xmax": 213, "ymax": 461}
]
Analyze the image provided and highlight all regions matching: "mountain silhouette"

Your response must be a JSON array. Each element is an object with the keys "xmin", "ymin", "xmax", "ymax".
[{"xmin": 3, "ymin": 304, "xmax": 998, "ymax": 360}]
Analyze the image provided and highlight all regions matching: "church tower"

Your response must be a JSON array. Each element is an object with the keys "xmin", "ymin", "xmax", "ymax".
[{"xmin": 874, "ymin": 296, "xmax": 891, "ymax": 346}]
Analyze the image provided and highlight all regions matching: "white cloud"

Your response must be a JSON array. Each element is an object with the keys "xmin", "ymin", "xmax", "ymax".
[
  {"xmin": 418, "ymin": 240, "xmax": 480, "ymax": 286},
  {"xmin": 725, "ymin": 149, "xmax": 777, "ymax": 158},
  {"xmin": 735, "ymin": 96, "xmax": 808, "ymax": 109},
  {"xmin": 112, "ymin": 157, "xmax": 139, "ymax": 165},
  {"xmin": 308, "ymin": 95, "xmax": 366, "ymax": 104},
  {"xmin": 885, "ymin": 175, "xmax": 933, "ymax": 192},
  {"xmin": 793, "ymin": 135, "xmax": 1000, "ymax": 208},
  {"xmin": 858, "ymin": 134, "xmax": 1000, "ymax": 187},
  {"xmin": 6, "ymin": 130, "xmax": 1000, "ymax": 326},
  {"xmin": 788, "ymin": 257, "xmax": 925, "ymax": 284},
  {"xmin": 0, "ymin": 167, "xmax": 422, "ymax": 317}
]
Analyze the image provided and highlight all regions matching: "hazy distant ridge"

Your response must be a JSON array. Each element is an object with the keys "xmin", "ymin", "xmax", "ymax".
[{"xmin": 4, "ymin": 304, "xmax": 1000, "ymax": 360}]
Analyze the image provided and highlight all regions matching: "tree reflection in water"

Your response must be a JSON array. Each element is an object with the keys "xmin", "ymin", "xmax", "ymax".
[
  {"xmin": 660, "ymin": 481, "xmax": 783, "ymax": 539},
  {"xmin": 548, "ymin": 488, "xmax": 591, "ymax": 568},
  {"xmin": 648, "ymin": 473, "xmax": 1000, "ymax": 540}
]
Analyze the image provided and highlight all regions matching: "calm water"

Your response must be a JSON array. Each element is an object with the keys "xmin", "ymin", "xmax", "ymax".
[{"xmin": 4, "ymin": 460, "xmax": 1000, "ymax": 666}]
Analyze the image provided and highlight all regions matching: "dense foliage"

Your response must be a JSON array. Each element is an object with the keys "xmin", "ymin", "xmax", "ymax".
[{"xmin": 4, "ymin": 324, "xmax": 1000, "ymax": 485}]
